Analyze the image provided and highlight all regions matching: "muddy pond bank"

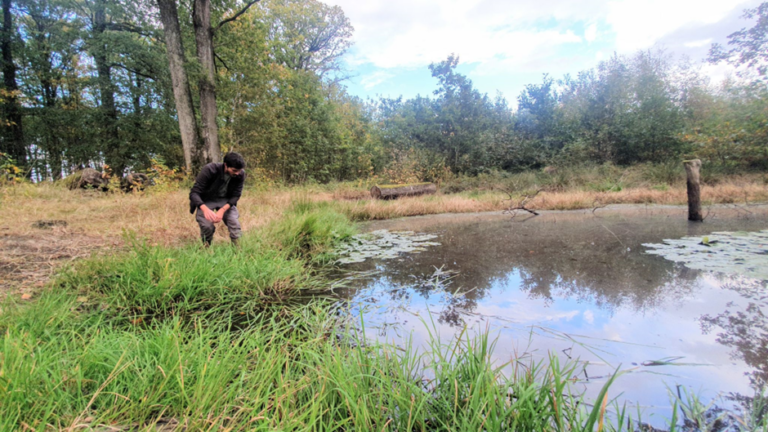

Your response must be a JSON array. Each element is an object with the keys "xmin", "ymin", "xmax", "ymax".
[{"xmin": 332, "ymin": 204, "xmax": 768, "ymax": 428}]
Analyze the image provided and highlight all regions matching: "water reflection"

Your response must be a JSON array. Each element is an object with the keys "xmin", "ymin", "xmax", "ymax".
[
  {"xmin": 334, "ymin": 206, "xmax": 768, "ymax": 426},
  {"xmin": 700, "ymin": 276, "xmax": 768, "ymax": 388}
]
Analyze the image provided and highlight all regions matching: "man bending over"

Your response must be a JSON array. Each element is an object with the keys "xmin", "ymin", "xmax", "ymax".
[{"xmin": 189, "ymin": 152, "xmax": 246, "ymax": 246}]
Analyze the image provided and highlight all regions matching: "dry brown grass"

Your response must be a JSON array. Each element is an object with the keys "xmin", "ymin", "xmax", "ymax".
[
  {"xmin": 1, "ymin": 178, "xmax": 766, "ymax": 297},
  {"xmin": 531, "ymin": 182, "xmax": 768, "ymax": 210}
]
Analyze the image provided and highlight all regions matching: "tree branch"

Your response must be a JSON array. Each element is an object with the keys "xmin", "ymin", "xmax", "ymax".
[
  {"xmin": 111, "ymin": 62, "xmax": 155, "ymax": 80},
  {"xmin": 502, "ymin": 189, "xmax": 541, "ymax": 217},
  {"xmin": 215, "ymin": 0, "xmax": 260, "ymax": 33},
  {"xmin": 214, "ymin": 52, "xmax": 230, "ymax": 71},
  {"xmin": 104, "ymin": 22, "xmax": 153, "ymax": 37}
]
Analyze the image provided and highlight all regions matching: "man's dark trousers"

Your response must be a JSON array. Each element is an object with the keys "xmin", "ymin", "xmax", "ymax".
[{"xmin": 195, "ymin": 198, "xmax": 241, "ymax": 245}]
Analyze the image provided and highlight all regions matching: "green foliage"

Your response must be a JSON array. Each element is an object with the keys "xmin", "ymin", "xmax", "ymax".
[
  {"xmin": 377, "ymin": 51, "xmax": 699, "ymax": 176},
  {"xmin": 258, "ymin": 0, "xmax": 353, "ymax": 78},
  {"xmin": 0, "ymin": 287, "xmax": 630, "ymax": 431},
  {"xmin": 12, "ymin": 0, "xmax": 179, "ymax": 179},
  {"xmin": 641, "ymin": 160, "xmax": 684, "ymax": 184},
  {"xmin": 145, "ymin": 157, "xmax": 185, "ymax": 192},
  {"xmin": 0, "ymin": 151, "xmax": 23, "ymax": 183},
  {"xmin": 4, "ymin": 0, "xmax": 768, "ymax": 187},
  {"xmin": 270, "ymin": 199, "xmax": 356, "ymax": 260},
  {"xmin": 217, "ymin": 4, "xmax": 376, "ymax": 184},
  {"xmin": 682, "ymin": 83, "xmax": 768, "ymax": 170},
  {"xmin": 709, "ymin": 2, "xmax": 768, "ymax": 80}
]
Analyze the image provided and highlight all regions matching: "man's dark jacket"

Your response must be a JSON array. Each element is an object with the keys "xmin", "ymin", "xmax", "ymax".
[{"xmin": 189, "ymin": 163, "xmax": 246, "ymax": 214}]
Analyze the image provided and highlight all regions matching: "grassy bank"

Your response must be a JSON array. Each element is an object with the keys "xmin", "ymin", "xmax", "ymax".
[
  {"xmin": 1, "ymin": 163, "xmax": 767, "ymax": 295},
  {"xmin": 1, "ymin": 205, "xmax": 632, "ymax": 431}
]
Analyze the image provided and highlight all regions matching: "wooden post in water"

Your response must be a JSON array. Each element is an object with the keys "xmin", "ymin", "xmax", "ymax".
[{"xmin": 684, "ymin": 159, "xmax": 703, "ymax": 222}]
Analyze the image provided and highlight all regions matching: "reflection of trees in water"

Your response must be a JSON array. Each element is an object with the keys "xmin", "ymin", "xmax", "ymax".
[
  {"xmin": 514, "ymin": 255, "xmax": 699, "ymax": 314},
  {"xmin": 339, "ymin": 215, "xmax": 714, "ymax": 325},
  {"xmin": 335, "ymin": 268, "xmax": 470, "ymax": 328},
  {"xmin": 700, "ymin": 276, "xmax": 768, "ymax": 387}
]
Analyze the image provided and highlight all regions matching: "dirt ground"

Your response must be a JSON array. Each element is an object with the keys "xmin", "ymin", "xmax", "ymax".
[{"xmin": 0, "ymin": 227, "xmax": 114, "ymax": 298}]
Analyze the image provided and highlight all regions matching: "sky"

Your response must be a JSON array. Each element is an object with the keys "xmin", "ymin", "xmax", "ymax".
[{"xmin": 324, "ymin": 0, "xmax": 761, "ymax": 103}]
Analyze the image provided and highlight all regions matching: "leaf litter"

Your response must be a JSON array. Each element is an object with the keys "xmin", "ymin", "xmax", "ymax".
[
  {"xmin": 643, "ymin": 229, "xmax": 768, "ymax": 281},
  {"xmin": 335, "ymin": 229, "xmax": 440, "ymax": 264}
]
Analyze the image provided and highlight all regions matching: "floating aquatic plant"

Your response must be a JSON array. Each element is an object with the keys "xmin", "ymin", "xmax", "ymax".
[
  {"xmin": 643, "ymin": 230, "xmax": 768, "ymax": 280},
  {"xmin": 335, "ymin": 229, "xmax": 440, "ymax": 264}
]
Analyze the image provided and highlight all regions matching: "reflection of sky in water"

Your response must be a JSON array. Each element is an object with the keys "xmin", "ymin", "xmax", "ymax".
[{"xmin": 335, "ymin": 207, "xmax": 768, "ymax": 428}]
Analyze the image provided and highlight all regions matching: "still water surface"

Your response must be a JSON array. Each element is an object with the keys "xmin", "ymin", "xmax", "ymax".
[{"xmin": 334, "ymin": 205, "xmax": 768, "ymax": 426}]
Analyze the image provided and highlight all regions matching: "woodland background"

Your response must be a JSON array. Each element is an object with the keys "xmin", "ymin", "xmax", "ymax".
[{"xmin": 1, "ymin": 0, "xmax": 767, "ymax": 185}]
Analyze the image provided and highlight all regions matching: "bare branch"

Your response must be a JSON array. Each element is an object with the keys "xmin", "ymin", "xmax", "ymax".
[
  {"xmin": 110, "ymin": 63, "xmax": 155, "ymax": 80},
  {"xmin": 591, "ymin": 199, "xmax": 606, "ymax": 214},
  {"xmin": 215, "ymin": 0, "xmax": 260, "ymax": 33},
  {"xmin": 214, "ymin": 52, "xmax": 230, "ymax": 71},
  {"xmin": 501, "ymin": 188, "xmax": 541, "ymax": 217}
]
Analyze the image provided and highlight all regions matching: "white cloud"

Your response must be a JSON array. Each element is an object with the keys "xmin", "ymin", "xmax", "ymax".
[
  {"xmin": 684, "ymin": 38, "xmax": 713, "ymax": 48},
  {"xmin": 585, "ymin": 23, "xmax": 598, "ymax": 42},
  {"xmin": 605, "ymin": 0, "xmax": 752, "ymax": 52},
  {"xmin": 360, "ymin": 71, "xmax": 394, "ymax": 89},
  {"xmin": 329, "ymin": 0, "xmax": 753, "ymax": 68},
  {"xmin": 328, "ymin": 0, "xmax": 590, "ymax": 71},
  {"xmin": 583, "ymin": 310, "xmax": 595, "ymax": 324},
  {"xmin": 325, "ymin": 0, "xmax": 760, "ymax": 98}
]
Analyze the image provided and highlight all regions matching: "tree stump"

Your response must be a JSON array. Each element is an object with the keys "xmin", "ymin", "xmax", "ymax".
[
  {"xmin": 121, "ymin": 173, "xmax": 150, "ymax": 192},
  {"xmin": 67, "ymin": 168, "xmax": 109, "ymax": 191},
  {"xmin": 370, "ymin": 183, "xmax": 437, "ymax": 199},
  {"xmin": 684, "ymin": 159, "xmax": 703, "ymax": 222}
]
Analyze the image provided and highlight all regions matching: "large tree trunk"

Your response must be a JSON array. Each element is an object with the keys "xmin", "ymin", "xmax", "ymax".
[
  {"xmin": 41, "ymin": 78, "xmax": 62, "ymax": 180},
  {"xmin": 1, "ymin": 0, "xmax": 24, "ymax": 168},
  {"xmin": 93, "ymin": 0, "xmax": 122, "ymax": 176},
  {"xmin": 193, "ymin": 0, "xmax": 221, "ymax": 163},
  {"xmin": 156, "ymin": 0, "xmax": 201, "ymax": 172}
]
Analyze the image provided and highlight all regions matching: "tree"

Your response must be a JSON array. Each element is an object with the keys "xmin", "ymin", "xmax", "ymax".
[
  {"xmin": 1, "ymin": 0, "xmax": 24, "ymax": 169},
  {"xmin": 156, "ymin": 0, "xmax": 199, "ymax": 172},
  {"xmin": 260, "ymin": 0, "xmax": 352, "ymax": 79},
  {"xmin": 516, "ymin": 74, "xmax": 567, "ymax": 153},
  {"xmin": 428, "ymin": 55, "xmax": 495, "ymax": 172},
  {"xmin": 709, "ymin": 2, "xmax": 768, "ymax": 79},
  {"xmin": 192, "ymin": 0, "xmax": 260, "ymax": 163},
  {"xmin": 154, "ymin": 0, "xmax": 259, "ymax": 165}
]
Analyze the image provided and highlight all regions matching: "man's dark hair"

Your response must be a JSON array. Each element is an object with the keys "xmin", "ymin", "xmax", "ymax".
[{"xmin": 223, "ymin": 152, "xmax": 245, "ymax": 170}]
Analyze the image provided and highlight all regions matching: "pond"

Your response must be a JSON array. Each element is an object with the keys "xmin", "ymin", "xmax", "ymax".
[{"xmin": 332, "ymin": 205, "xmax": 768, "ymax": 428}]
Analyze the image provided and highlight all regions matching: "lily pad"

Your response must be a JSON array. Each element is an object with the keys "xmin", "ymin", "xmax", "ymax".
[
  {"xmin": 336, "ymin": 230, "xmax": 440, "ymax": 265},
  {"xmin": 643, "ymin": 230, "xmax": 768, "ymax": 280}
]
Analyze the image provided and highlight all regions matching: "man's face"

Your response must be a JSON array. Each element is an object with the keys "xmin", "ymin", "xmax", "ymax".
[{"xmin": 224, "ymin": 164, "xmax": 243, "ymax": 176}]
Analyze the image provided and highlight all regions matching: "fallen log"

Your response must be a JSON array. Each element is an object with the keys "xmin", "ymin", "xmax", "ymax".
[{"xmin": 370, "ymin": 183, "xmax": 437, "ymax": 199}]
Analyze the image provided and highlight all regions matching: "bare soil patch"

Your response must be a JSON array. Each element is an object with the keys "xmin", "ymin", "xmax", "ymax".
[{"xmin": 0, "ymin": 226, "xmax": 114, "ymax": 300}]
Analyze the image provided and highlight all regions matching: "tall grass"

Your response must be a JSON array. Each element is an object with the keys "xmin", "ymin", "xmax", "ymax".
[
  {"xmin": 270, "ymin": 197, "xmax": 357, "ymax": 262},
  {"xmin": 51, "ymin": 204, "xmax": 356, "ymax": 322},
  {"xmin": 1, "ymin": 288, "xmax": 630, "ymax": 431},
  {"xmin": 0, "ymin": 201, "xmax": 640, "ymax": 431}
]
